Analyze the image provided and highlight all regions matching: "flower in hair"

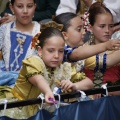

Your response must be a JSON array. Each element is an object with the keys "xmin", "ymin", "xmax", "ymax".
[
  {"xmin": 81, "ymin": 12, "xmax": 90, "ymax": 31},
  {"xmin": 31, "ymin": 32, "xmax": 41, "ymax": 49}
]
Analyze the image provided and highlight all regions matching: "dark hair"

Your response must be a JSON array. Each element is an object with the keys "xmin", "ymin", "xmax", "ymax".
[
  {"xmin": 11, "ymin": 0, "xmax": 36, "ymax": 5},
  {"xmin": 88, "ymin": 2, "xmax": 113, "ymax": 26},
  {"xmin": 38, "ymin": 27, "xmax": 64, "ymax": 48},
  {"xmin": 54, "ymin": 12, "xmax": 78, "ymax": 32}
]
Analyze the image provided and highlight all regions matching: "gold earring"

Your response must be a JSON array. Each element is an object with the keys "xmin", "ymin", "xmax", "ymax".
[{"xmin": 88, "ymin": 32, "xmax": 94, "ymax": 45}]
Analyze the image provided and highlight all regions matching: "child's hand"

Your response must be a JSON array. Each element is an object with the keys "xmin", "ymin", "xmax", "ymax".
[
  {"xmin": 105, "ymin": 40, "xmax": 120, "ymax": 51},
  {"xmin": 61, "ymin": 80, "xmax": 77, "ymax": 92},
  {"xmin": 44, "ymin": 91, "xmax": 55, "ymax": 104}
]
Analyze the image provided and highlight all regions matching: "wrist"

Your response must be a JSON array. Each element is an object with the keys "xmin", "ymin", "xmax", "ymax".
[
  {"xmin": 73, "ymin": 83, "xmax": 78, "ymax": 90},
  {"xmin": 103, "ymin": 42, "xmax": 108, "ymax": 51}
]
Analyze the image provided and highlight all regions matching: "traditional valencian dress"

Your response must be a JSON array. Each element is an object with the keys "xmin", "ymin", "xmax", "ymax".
[
  {"xmin": 0, "ymin": 55, "xmax": 86, "ymax": 119},
  {"xmin": 84, "ymin": 51, "xmax": 120, "ymax": 88},
  {"xmin": 0, "ymin": 21, "xmax": 40, "ymax": 86}
]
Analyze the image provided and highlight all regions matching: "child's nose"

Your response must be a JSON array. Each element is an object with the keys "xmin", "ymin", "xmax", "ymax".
[
  {"xmin": 54, "ymin": 52, "xmax": 59, "ymax": 58},
  {"xmin": 23, "ymin": 7, "xmax": 28, "ymax": 13}
]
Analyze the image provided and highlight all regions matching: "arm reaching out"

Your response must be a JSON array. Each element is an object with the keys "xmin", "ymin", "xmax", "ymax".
[
  {"xmin": 29, "ymin": 74, "xmax": 55, "ymax": 104},
  {"xmin": 60, "ymin": 77, "xmax": 93, "ymax": 92},
  {"xmin": 70, "ymin": 39, "xmax": 120, "ymax": 61}
]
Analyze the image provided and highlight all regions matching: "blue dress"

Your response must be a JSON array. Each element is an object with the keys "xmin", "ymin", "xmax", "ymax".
[{"xmin": 0, "ymin": 21, "xmax": 40, "ymax": 86}]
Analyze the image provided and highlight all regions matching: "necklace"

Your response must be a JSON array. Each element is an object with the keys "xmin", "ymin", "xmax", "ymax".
[{"xmin": 37, "ymin": 56, "xmax": 72, "ymax": 90}]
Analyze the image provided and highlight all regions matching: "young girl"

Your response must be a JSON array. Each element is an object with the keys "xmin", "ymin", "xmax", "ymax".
[
  {"xmin": 83, "ymin": 2, "xmax": 120, "ymax": 96},
  {"xmin": 54, "ymin": 12, "xmax": 120, "ymax": 63},
  {"xmin": 0, "ymin": 23, "xmax": 93, "ymax": 118},
  {"xmin": 54, "ymin": 10, "xmax": 120, "ymax": 96},
  {"xmin": 0, "ymin": 0, "xmax": 40, "ymax": 86}
]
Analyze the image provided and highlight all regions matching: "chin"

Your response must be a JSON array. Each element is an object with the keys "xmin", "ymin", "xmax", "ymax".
[{"xmin": 48, "ymin": 64, "xmax": 59, "ymax": 68}]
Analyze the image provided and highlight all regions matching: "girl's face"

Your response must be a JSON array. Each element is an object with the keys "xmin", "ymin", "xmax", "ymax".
[
  {"xmin": 91, "ymin": 13, "xmax": 114, "ymax": 44},
  {"xmin": 38, "ymin": 36, "xmax": 65, "ymax": 68},
  {"xmin": 63, "ymin": 16, "xmax": 85, "ymax": 48},
  {"xmin": 10, "ymin": 0, "xmax": 36, "ymax": 25}
]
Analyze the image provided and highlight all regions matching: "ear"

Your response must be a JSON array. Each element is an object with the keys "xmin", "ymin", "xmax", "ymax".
[
  {"xmin": 9, "ymin": 3, "xmax": 14, "ymax": 14},
  {"xmin": 37, "ymin": 46, "xmax": 42, "ymax": 56},
  {"xmin": 34, "ymin": 3, "xmax": 37, "ymax": 10},
  {"xmin": 62, "ymin": 31, "xmax": 69, "ymax": 41}
]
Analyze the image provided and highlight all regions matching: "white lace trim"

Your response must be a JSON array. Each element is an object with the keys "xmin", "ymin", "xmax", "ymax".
[
  {"xmin": 35, "ymin": 56, "xmax": 72, "ymax": 90},
  {"xmin": 0, "ymin": 21, "xmax": 40, "ymax": 71}
]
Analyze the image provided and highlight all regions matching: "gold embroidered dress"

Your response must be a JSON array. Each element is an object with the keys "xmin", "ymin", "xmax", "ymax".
[{"xmin": 0, "ymin": 55, "xmax": 86, "ymax": 118}]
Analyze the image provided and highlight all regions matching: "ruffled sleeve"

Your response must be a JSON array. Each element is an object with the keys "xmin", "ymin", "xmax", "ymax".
[
  {"xmin": 22, "ymin": 56, "xmax": 44, "ymax": 79},
  {"xmin": 64, "ymin": 45, "xmax": 77, "ymax": 62},
  {"xmin": 84, "ymin": 56, "xmax": 96, "ymax": 70},
  {"xmin": 13, "ymin": 56, "xmax": 44, "ymax": 100}
]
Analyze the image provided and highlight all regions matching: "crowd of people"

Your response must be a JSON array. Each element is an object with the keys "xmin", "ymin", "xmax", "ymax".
[{"xmin": 0, "ymin": 0, "xmax": 120, "ymax": 119}]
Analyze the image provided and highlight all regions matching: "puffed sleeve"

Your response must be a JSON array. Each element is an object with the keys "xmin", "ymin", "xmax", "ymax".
[
  {"xmin": 84, "ymin": 56, "xmax": 96, "ymax": 70},
  {"xmin": 21, "ymin": 56, "xmax": 44, "ymax": 79}
]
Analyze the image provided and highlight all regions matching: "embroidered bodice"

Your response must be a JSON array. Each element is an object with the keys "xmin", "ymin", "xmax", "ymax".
[{"xmin": 0, "ymin": 21, "xmax": 40, "ymax": 71}]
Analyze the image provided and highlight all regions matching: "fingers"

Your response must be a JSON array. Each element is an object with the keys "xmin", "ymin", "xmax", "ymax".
[
  {"xmin": 113, "ymin": 42, "xmax": 120, "ymax": 51},
  {"xmin": 45, "ymin": 92, "xmax": 55, "ymax": 104},
  {"xmin": 0, "ymin": 15, "xmax": 15, "ymax": 25},
  {"xmin": 110, "ymin": 40, "xmax": 120, "ymax": 51},
  {"xmin": 0, "ymin": 17, "xmax": 9, "ymax": 25},
  {"xmin": 61, "ymin": 80, "xmax": 73, "ymax": 92}
]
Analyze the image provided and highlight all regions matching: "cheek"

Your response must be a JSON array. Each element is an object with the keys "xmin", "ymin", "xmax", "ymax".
[
  {"xmin": 59, "ymin": 53, "xmax": 64, "ymax": 60},
  {"xmin": 93, "ymin": 29, "xmax": 102, "ymax": 36},
  {"xmin": 30, "ymin": 10, "xmax": 35, "ymax": 16}
]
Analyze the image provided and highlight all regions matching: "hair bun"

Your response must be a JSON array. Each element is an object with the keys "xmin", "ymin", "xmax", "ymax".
[{"xmin": 40, "ymin": 21, "xmax": 63, "ymax": 32}]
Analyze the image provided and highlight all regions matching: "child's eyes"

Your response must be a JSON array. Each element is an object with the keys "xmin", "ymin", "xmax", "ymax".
[
  {"xmin": 110, "ymin": 25, "xmax": 114, "ymax": 28},
  {"xmin": 99, "ymin": 26, "xmax": 104, "ymax": 28},
  {"xmin": 48, "ymin": 49, "xmax": 64, "ymax": 53},
  {"xmin": 27, "ymin": 5, "xmax": 34, "ymax": 8},
  {"xmin": 17, "ymin": 6, "xmax": 23, "ymax": 8},
  {"xmin": 77, "ymin": 28, "xmax": 82, "ymax": 32},
  {"xmin": 59, "ymin": 50, "xmax": 64, "ymax": 53},
  {"xmin": 99, "ymin": 25, "xmax": 114, "ymax": 28},
  {"xmin": 48, "ymin": 50, "xmax": 53, "ymax": 52},
  {"xmin": 17, "ymin": 5, "xmax": 33, "ymax": 8}
]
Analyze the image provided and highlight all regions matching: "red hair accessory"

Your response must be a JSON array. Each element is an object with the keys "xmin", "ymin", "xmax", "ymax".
[{"xmin": 81, "ymin": 12, "xmax": 90, "ymax": 31}]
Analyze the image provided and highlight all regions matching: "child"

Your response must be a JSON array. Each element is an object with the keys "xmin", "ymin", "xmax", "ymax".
[
  {"xmin": 0, "ymin": 23, "xmax": 93, "ymax": 118},
  {"xmin": 54, "ymin": 11, "xmax": 120, "ymax": 96},
  {"xmin": 54, "ymin": 12, "xmax": 120, "ymax": 63},
  {"xmin": 0, "ymin": 0, "xmax": 40, "ymax": 86},
  {"xmin": 82, "ymin": 2, "xmax": 120, "ymax": 96}
]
